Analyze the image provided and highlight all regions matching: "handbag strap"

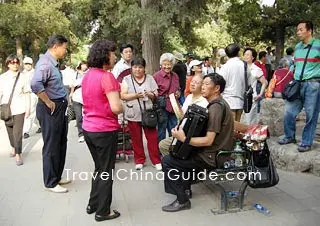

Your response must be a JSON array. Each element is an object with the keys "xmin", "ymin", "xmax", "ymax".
[
  {"xmin": 243, "ymin": 61, "xmax": 249, "ymax": 91},
  {"xmin": 8, "ymin": 72, "xmax": 20, "ymax": 105},
  {"xmin": 130, "ymin": 75, "xmax": 144, "ymax": 113},
  {"xmin": 162, "ymin": 72, "xmax": 173, "ymax": 97},
  {"xmin": 275, "ymin": 70, "xmax": 290, "ymax": 86},
  {"xmin": 299, "ymin": 43, "xmax": 313, "ymax": 81}
]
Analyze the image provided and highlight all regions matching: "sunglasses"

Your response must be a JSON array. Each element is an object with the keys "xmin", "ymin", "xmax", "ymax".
[{"xmin": 9, "ymin": 60, "xmax": 20, "ymax": 64}]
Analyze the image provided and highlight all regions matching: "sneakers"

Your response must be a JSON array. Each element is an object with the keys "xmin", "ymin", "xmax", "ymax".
[
  {"xmin": 16, "ymin": 159, "xmax": 23, "ymax": 166},
  {"xmin": 78, "ymin": 136, "xmax": 85, "ymax": 143},
  {"xmin": 135, "ymin": 164, "xmax": 144, "ymax": 170},
  {"xmin": 278, "ymin": 137, "xmax": 296, "ymax": 145},
  {"xmin": 298, "ymin": 145, "xmax": 311, "ymax": 152},
  {"xmin": 154, "ymin": 163, "xmax": 162, "ymax": 171},
  {"xmin": 23, "ymin": 133, "xmax": 30, "ymax": 139},
  {"xmin": 59, "ymin": 178, "xmax": 72, "ymax": 185},
  {"xmin": 46, "ymin": 184, "xmax": 68, "ymax": 193}
]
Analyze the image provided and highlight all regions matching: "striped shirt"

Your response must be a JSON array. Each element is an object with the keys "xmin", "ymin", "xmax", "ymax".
[{"xmin": 293, "ymin": 38, "xmax": 320, "ymax": 80}]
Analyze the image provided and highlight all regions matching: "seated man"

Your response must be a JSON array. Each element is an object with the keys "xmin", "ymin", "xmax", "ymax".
[
  {"xmin": 159, "ymin": 74, "xmax": 208, "ymax": 155},
  {"xmin": 161, "ymin": 73, "xmax": 234, "ymax": 212}
]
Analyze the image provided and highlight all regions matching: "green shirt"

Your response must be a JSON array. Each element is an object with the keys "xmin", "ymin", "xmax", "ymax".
[{"xmin": 293, "ymin": 38, "xmax": 320, "ymax": 80}]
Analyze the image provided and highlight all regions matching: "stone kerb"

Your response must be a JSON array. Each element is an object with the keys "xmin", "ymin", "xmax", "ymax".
[{"xmin": 268, "ymin": 138, "xmax": 320, "ymax": 177}]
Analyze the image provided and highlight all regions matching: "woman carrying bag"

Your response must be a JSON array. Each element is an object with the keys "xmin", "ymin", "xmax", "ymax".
[
  {"xmin": 121, "ymin": 58, "xmax": 162, "ymax": 171},
  {"xmin": 0, "ymin": 54, "xmax": 31, "ymax": 166}
]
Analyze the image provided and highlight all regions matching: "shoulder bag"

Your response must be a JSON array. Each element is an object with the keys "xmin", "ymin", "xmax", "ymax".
[
  {"xmin": 282, "ymin": 44, "xmax": 312, "ymax": 102},
  {"xmin": 243, "ymin": 62, "xmax": 253, "ymax": 113}
]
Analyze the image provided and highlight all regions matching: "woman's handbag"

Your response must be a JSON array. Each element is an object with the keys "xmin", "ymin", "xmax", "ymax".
[
  {"xmin": 243, "ymin": 62, "xmax": 253, "ymax": 113},
  {"xmin": 141, "ymin": 102, "xmax": 158, "ymax": 128},
  {"xmin": 247, "ymin": 142, "xmax": 279, "ymax": 188},
  {"xmin": 0, "ymin": 72, "xmax": 20, "ymax": 126},
  {"xmin": 282, "ymin": 44, "xmax": 312, "ymax": 102}
]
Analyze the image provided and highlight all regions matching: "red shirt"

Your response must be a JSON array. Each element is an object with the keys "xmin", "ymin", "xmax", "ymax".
[
  {"xmin": 254, "ymin": 61, "xmax": 267, "ymax": 79},
  {"xmin": 82, "ymin": 68, "xmax": 120, "ymax": 132},
  {"xmin": 154, "ymin": 69, "xmax": 180, "ymax": 112},
  {"xmin": 273, "ymin": 68, "xmax": 294, "ymax": 93}
]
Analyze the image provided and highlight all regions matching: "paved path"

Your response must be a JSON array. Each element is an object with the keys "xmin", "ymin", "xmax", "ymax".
[{"xmin": 1, "ymin": 120, "xmax": 320, "ymax": 226}]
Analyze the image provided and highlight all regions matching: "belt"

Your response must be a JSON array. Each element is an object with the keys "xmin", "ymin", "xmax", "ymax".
[
  {"xmin": 301, "ymin": 78, "xmax": 320, "ymax": 83},
  {"xmin": 51, "ymin": 98, "xmax": 66, "ymax": 102}
]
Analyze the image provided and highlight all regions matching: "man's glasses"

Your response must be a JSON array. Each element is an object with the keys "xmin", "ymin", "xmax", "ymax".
[{"xmin": 9, "ymin": 60, "xmax": 20, "ymax": 64}]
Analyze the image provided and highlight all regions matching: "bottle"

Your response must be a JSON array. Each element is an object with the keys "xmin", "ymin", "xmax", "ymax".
[
  {"xmin": 234, "ymin": 141, "xmax": 244, "ymax": 167},
  {"xmin": 226, "ymin": 191, "xmax": 238, "ymax": 198},
  {"xmin": 254, "ymin": 203, "xmax": 271, "ymax": 216},
  {"xmin": 225, "ymin": 191, "xmax": 248, "ymax": 198},
  {"xmin": 223, "ymin": 161, "xmax": 230, "ymax": 169}
]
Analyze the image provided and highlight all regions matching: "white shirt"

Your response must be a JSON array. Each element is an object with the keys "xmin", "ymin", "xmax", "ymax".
[
  {"xmin": 182, "ymin": 94, "xmax": 209, "ymax": 113},
  {"xmin": 0, "ymin": 70, "xmax": 31, "ymax": 115},
  {"xmin": 112, "ymin": 58, "xmax": 131, "ymax": 79},
  {"xmin": 247, "ymin": 63, "xmax": 264, "ymax": 98},
  {"xmin": 202, "ymin": 65, "xmax": 214, "ymax": 75},
  {"xmin": 219, "ymin": 57, "xmax": 246, "ymax": 109},
  {"xmin": 61, "ymin": 66, "xmax": 76, "ymax": 87},
  {"xmin": 71, "ymin": 72, "xmax": 86, "ymax": 104}
]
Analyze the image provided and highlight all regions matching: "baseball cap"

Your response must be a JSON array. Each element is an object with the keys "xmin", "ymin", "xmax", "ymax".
[
  {"xmin": 189, "ymin": 60, "xmax": 203, "ymax": 69},
  {"xmin": 173, "ymin": 51, "xmax": 184, "ymax": 61},
  {"xmin": 23, "ymin": 57, "xmax": 33, "ymax": 64}
]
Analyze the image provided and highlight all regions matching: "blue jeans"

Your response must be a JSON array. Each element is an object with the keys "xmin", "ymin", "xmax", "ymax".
[
  {"xmin": 157, "ymin": 110, "xmax": 177, "ymax": 142},
  {"xmin": 283, "ymin": 81, "xmax": 320, "ymax": 146}
]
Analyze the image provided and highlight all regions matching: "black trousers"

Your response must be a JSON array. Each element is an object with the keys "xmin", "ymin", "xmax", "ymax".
[
  {"xmin": 162, "ymin": 154, "xmax": 206, "ymax": 203},
  {"xmin": 83, "ymin": 130, "xmax": 118, "ymax": 215},
  {"xmin": 36, "ymin": 99, "xmax": 68, "ymax": 188},
  {"xmin": 72, "ymin": 101, "xmax": 83, "ymax": 137},
  {"xmin": 5, "ymin": 113, "xmax": 25, "ymax": 154}
]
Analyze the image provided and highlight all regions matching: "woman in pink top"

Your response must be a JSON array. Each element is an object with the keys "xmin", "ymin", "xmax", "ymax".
[{"xmin": 81, "ymin": 39, "xmax": 123, "ymax": 222}]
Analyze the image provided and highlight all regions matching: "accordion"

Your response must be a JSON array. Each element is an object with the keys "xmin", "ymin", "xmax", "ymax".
[{"xmin": 169, "ymin": 104, "xmax": 209, "ymax": 159}]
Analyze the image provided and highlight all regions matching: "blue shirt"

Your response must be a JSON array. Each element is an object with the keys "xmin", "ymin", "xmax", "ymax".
[{"xmin": 31, "ymin": 51, "xmax": 67, "ymax": 99}]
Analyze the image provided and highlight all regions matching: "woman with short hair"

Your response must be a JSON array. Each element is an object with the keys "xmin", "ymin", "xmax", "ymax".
[
  {"xmin": 0, "ymin": 54, "xmax": 31, "ymax": 166},
  {"xmin": 121, "ymin": 57, "xmax": 162, "ymax": 171},
  {"xmin": 154, "ymin": 53, "xmax": 180, "ymax": 142},
  {"xmin": 81, "ymin": 39, "xmax": 122, "ymax": 222}
]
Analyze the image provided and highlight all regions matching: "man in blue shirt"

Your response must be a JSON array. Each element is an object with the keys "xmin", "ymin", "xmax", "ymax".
[{"xmin": 31, "ymin": 35, "xmax": 71, "ymax": 193}]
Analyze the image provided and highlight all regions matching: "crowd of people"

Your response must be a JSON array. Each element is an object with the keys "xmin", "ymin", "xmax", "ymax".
[{"xmin": 0, "ymin": 20, "xmax": 319, "ymax": 221}]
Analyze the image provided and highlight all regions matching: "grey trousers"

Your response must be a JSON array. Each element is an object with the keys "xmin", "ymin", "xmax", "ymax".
[{"xmin": 5, "ymin": 113, "xmax": 25, "ymax": 154}]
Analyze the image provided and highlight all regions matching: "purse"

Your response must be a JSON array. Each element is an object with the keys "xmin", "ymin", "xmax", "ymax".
[
  {"xmin": 265, "ymin": 70, "xmax": 291, "ymax": 98},
  {"xmin": 282, "ymin": 44, "xmax": 312, "ymax": 102},
  {"xmin": 131, "ymin": 75, "xmax": 158, "ymax": 128},
  {"xmin": 0, "ymin": 72, "xmax": 20, "ymax": 126},
  {"xmin": 247, "ymin": 142, "xmax": 279, "ymax": 188},
  {"xmin": 243, "ymin": 62, "xmax": 253, "ymax": 113}
]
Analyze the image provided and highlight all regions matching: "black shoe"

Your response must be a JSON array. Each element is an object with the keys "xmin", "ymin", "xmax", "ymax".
[
  {"xmin": 185, "ymin": 189, "xmax": 192, "ymax": 199},
  {"xmin": 86, "ymin": 205, "xmax": 97, "ymax": 214},
  {"xmin": 36, "ymin": 128, "xmax": 42, "ymax": 133},
  {"xmin": 95, "ymin": 210, "xmax": 121, "ymax": 221},
  {"xmin": 23, "ymin": 133, "xmax": 30, "ymax": 139},
  {"xmin": 162, "ymin": 199, "xmax": 191, "ymax": 212}
]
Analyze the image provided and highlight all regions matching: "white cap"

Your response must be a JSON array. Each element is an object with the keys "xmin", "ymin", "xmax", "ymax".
[
  {"xmin": 189, "ymin": 60, "xmax": 203, "ymax": 69},
  {"xmin": 23, "ymin": 57, "xmax": 33, "ymax": 64}
]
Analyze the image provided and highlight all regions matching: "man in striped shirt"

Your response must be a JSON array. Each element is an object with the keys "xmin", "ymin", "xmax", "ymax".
[{"xmin": 279, "ymin": 20, "xmax": 320, "ymax": 152}]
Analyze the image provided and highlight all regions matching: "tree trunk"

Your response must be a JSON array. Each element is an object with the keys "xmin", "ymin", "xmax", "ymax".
[
  {"xmin": 32, "ymin": 38, "xmax": 40, "ymax": 62},
  {"xmin": 141, "ymin": 0, "xmax": 160, "ymax": 75},
  {"xmin": 275, "ymin": 26, "xmax": 285, "ymax": 66},
  {"xmin": 16, "ymin": 37, "xmax": 23, "ymax": 64}
]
